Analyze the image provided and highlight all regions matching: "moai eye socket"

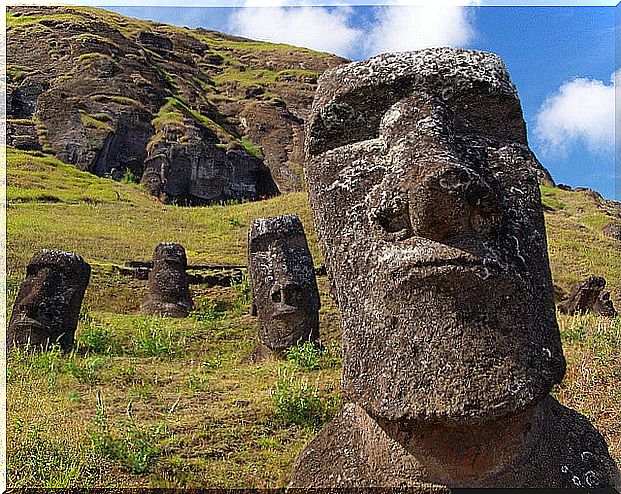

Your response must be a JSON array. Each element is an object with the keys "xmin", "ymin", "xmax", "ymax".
[{"xmin": 371, "ymin": 196, "xmax": 414, "ymax": 239}]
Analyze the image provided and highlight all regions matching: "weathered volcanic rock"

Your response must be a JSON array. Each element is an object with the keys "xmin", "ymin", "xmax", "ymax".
[
  {"xmin": 142, "ymin": 118, "xmax": 278, "ymax": 205},
  {"xmin": 306, "ymin": 47, "xmax": 564, "ymax": 423},
  {"xmin": 141, "ymin": 243, "xmax": 193, "ymax": 317},
  {"xmin": 289, "ymin": 397, "xmax": 621, "ymax": 488},
  {"xmin": 247, "ymin": 214, "xmax": 320, "ymax": 358},
  {"xmin": 558, "ymin": 276, "xmax": 617, "ymax": 317},
  {"xmin": 7, "ymin": 6, "xmax": 347, "ymax": 201},
  {"xmin": 291, "ymin": 47, "xmax": 619, "ymax": 489},
  {"xmin": 8, "ymin": 249, "xmax": 91, "ymax": 351},
  {"xmin": 602, "ymin": 222, "xmax": 621, "ymax": 241}
]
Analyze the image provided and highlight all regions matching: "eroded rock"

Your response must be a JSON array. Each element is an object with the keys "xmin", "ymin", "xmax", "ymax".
[
  {"xmin": 141, "ymin": 243, "xmax": 193, "ymax": 317},
  {"xmin": 8, "ymin": 249, "xmax": 91, "ymax": 351},
  {"xmin": 290, "ymin": 48, "xmax": 620, "ymax": 489},
  {"xmin": 558, "ymin": 276, "xmax": 617, "ymax": 317},
  {"xmin": 247, "ymin": 214, "xmax": 320, "ymax": 358}
]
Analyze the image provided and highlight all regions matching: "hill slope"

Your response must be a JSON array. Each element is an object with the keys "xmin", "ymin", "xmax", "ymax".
[
  {"xmin": 6, "ymin": 147, "xmax": 621, "ymax": 487},
  {"xmin": 7, "ymin": 6, "xmax": 347, "ymax": 204}
]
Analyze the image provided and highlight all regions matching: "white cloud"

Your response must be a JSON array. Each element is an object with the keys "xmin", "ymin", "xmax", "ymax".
[
  {"xmin": 364, "ymin": 5, "xmax": 476, "ymax": 56},
  {"xmin": 534, "ymin": 74, "xmax": 615, "ymax": 159},
  {"xmin": 228, "ymin": 6, "xmax": 362, "ymax": 58},
  {"xmin": 228, "ymin": 2, "xmax": 477, "ymax": 59}
]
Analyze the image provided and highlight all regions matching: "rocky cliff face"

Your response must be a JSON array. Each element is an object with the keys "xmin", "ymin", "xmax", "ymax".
[{"xmin": 7, "ymin": 6, "xmax": 347, "ymax": 204}]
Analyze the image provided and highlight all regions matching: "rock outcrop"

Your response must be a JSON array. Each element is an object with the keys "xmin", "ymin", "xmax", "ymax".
[
  {"xmin": 290, "ymin": 48, "xmax": 620, "ymax": 489},
  {"xmin": 7, "ymin": 6, "xmax": 347, "ymax": 204},
  {"xmin": 8, "ymin": 249, "xmax": 91, "ymax": 351},
  {"xmin": 246, "ymin": 214, "xmax": 320, "ymax": 360}
]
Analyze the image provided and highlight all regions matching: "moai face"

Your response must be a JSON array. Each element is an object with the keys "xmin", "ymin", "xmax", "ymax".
[
  {"xmin": 8, "ymin": 250, "xmax": 91, "ymax": 351},
  {"xmin": 248, "ymin": 214, "xmax": 320, "ymax": 351},
  {"xmin": 141, "ymin": 242, "xmax": 193, "ymax": 317},
  {"xmin": 305, "ymin": 48, "xmax": 566, "ymax": 423}
]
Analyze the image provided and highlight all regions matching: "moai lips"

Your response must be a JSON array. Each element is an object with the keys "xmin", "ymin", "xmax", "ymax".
[
  {"xmin": 290, "ymin": 48, "xmax": 620, "ymax": 489},
  {"xmin": 248, "ymin": 214, "xmax": 320, "ymax": 355},
  {"xmin": 8, "ymin": 249, "xmax": 91, "ymax": 351},
  {"xmin": 141, "ymin": 242, "xmax": 193, "ymax": 318}
]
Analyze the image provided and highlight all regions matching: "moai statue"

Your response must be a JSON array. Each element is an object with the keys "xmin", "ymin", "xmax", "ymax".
[
  {"xmin": 8, "ymin": 249, "xmax": 91, "ymax": 351},
  {"xmin": 141, "ymin": 243, "xmax": 193, "ymax": 317},
  {"xmin": 290, "ymin": 48, "xmax": 621, "ymax": 489},
  {"xmin": 558, "ymin": 276, "xmax": 617, "ymax": 317},
  {"xmin": 246, "ymin": 214, "xmax": 320, "ymax": 360}
]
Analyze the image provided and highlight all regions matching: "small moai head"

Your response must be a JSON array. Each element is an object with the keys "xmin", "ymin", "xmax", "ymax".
[
  {"xmin": 248, "ymin": 214, "xmax": 320, "ymax": 351},
  {"xmin": 305, "ymin": 48, "xmax": 566, "ymax": 423},
  {"xmin": 141, "ymin": 242, "xmax": 193, "ymax": 317},
  {"xmin": 8, "ymin": 249, "xmax": 91, "ymax": 351}
]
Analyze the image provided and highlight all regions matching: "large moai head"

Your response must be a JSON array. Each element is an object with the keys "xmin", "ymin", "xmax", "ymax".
[
  {"xmin": 248, "ymin": 214, "xmax": 320, "ymax": 351},
  {"xmin": 141, "ymin": 242, "xmax": 193, "ymax": 317},
  {"xmin": 305, "ymin": 48, "xmax": 566, "ymax": 423},
  {"xmin": 8, "ymin": 250, "xmax": 91, "ymax": 351}
]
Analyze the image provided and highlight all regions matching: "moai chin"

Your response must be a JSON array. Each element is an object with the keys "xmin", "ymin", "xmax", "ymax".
[
  {"xmin": 247, "ymin": 214, "xmax": 320, "ymax": 359},
  {"xmin": 8, "ymin": 249, "xmax": 91, "ymax": 351},
  {"xmin": 141, "ymin": 242, "xmax": 193, "ymax": 318},
  {"xmin": 290, "ymin": 48, "xmax": 621, "ymax": 489}
]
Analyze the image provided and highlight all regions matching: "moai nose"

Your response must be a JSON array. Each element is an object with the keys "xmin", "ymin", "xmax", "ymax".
[
  {"xmin": 409, "ymin": 165, "xmax": 502, "ymax": 242},
  {"xmin": 271, "ymin": 282, "xmax": 303, "ymax": 306}
]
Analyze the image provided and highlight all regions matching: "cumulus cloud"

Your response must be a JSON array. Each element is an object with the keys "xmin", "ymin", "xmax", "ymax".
[
  {"xmin": 363, "ymin": 5, "xmax": 476, "ymax": 57},
  {"xmin": 228, "ymin": 5, "xmax": 362, "ymax": 59},
  {"xmin": 534, "ymin": 73, "xmax": 616, "ymax": 158},
  {"xmin": 228, "ymin": 1, "xmax": 477, "ymax": 59}
]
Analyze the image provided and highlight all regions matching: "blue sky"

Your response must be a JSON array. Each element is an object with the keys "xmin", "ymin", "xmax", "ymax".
[{"xmin": 107, "ymin": 3, "xmax": 618, "ymax": 199}]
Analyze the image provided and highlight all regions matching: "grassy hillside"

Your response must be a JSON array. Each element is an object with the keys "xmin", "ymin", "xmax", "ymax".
[{"xmin": 6, "ymin": 147, "xmax": 621, "ymax": 487}]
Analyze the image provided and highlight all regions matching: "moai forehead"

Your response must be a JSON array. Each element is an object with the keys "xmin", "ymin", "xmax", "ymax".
[
  {"xmin": 153, "ymin": 242, "xmax": 188, "ymax": 266},
  {"xmin": 248, "ymin": 214, "xmax": 320, "ymax": 350},
  {"xmin": 305, "ymin": 48, "xmax": 565, "ymax": 423},
  {"xmin": 26, "ymin": 249, "xmax": 91, "ymax": 280}
]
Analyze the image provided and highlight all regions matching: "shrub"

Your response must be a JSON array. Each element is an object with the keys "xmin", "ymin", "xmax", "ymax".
[
  {"xmin": 131, "ymin": 317, "xmax": 184, "ymax": 358},
  {"xmin": 91, "ymin": 393, "xmax": 163, "ymax": 474},
  {"xmin": 121, "ymin": 168, "xmax": 140, "ymax": 184},
  {"xmin": 270, "ymin": 368, "xmax": 338, "ymax": 429},
  {"xmin": 285, "ymin": 340, "xmax": 340, "ymax": 371}
]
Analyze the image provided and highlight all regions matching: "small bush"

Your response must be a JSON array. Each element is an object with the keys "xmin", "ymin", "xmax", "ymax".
[
  {"xmin": 191, "ymin": 304, "xmax": 227, "ymax": 326},
  {"xmin": 77, "ymin": 308, "xmax": 115, "ymax": 354},
  {"xmin": 270, "ymin": 368, "xmax": 338, "ymax": 429},
  {"xmin": 91, "ymin": 393, "xmax": 163, "ymax": 474},
  {"xmin": 285, "ymin": 340, "xmax": 340, "ymax": 371},
  {"xmin": 121, "ymin": 168, "xmax": 140, "ymax": 184},
  {"xmin": 65, "ymin": 356, "xmax": 109, "ymax": 386},
  {"xmin": 131, "ymin": 317, "xmax": 184, "ymax": 358}
]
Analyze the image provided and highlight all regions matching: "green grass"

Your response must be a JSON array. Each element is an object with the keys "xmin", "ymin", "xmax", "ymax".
[
  {"xmin": 79, "ymin": 111, "xmax": 114, "ymax": 132},
  {"xmin": 6, "ymin": 110, "xmax": 621, "ymax": 486}
]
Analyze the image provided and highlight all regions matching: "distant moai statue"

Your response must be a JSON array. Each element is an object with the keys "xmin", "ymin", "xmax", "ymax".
[
  {"xmin": 8, "ymin": 249, "xmax": 91, "ymax": 351},
  {"xmin": 558, "ymin": 276, "xmax": 617, "ymax": 317},
  {"xmin": 289, "ymin": 48, "xmax": 621, "ymax": 489},
  {"xmin": 246, "ymin": 214, "xmax": 320, "ymax": 360},
  {"xmin": 141, "ymin": 242, "xmax": 193, "ymax": 317}
]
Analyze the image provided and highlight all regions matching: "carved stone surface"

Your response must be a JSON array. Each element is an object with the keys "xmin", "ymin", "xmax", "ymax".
[
  {"xmin": 8, "ymin": 249, "xmax": 91, "ymax": 351},
  {"xmin": 291, "ymin": 48, "xmax": 620, "ymax": 489},
  {"xmin": 306, "ymin": 47, "xmax": 564, "ymax": 423},
  {"xmin": 141, "ymin": 243, "xmax": 193, "ymax": 317},
  {"xmin": 248, "ymin": 214, "xmax": 320, "ymax": 353},
  {"xmin": 558, "ymin": 276, "xmax": 617, "ymax": 317}
]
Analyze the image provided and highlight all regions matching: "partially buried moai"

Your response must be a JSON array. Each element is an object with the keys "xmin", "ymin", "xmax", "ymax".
[
  {"xmin": 8, "ymin": 249, "xmax": 91, "ymax": 351},
  {"xmin": 247, "ymin": 214, "xmax": 320, "ymax": 360},
  {"xmin": 141, "ymin": 243, "xmax": 193, "ymax": 317},
  {"xmin": 290, "ymin": 48, "xmax": 621, "ymax": 489}
]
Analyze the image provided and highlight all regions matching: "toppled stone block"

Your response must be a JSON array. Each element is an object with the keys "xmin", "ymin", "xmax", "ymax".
[
  {"xmin": 8, "ymin": 249, "xmax": 91, "ymax": 351},
  {"xmin": 247, "ymin": 214, "xmax": 320, "ymax": 358},
  {"xmin": 141, "ymin": 243, "xmax": 193, "ymax": 318}
]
